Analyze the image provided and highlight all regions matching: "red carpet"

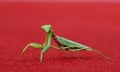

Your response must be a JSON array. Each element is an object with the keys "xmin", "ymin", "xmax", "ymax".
[{"xmin": 0, "ymin": 3, "xmax": 120, "ymax": 72}]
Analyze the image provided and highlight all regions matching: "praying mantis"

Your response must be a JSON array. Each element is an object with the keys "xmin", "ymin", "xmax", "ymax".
[{"xmin": 19, "ymin": 25, "xmax": 113, "ymax": 63}]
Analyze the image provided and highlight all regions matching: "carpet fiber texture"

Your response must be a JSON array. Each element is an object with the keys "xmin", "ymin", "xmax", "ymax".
[{"xmin": 0, "ymin": 3, "xmax": 120, "ymax": 72}]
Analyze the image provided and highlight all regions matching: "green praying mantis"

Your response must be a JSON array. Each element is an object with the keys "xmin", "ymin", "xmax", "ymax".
[{"xmin": 19, "ymin": 25, "xmax": 113, "ymax": 63}]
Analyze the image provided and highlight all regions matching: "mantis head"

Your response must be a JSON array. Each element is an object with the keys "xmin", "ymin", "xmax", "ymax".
[{"xmin": 41, "ymin": 25, "xmax": 51, "ymax": 32}]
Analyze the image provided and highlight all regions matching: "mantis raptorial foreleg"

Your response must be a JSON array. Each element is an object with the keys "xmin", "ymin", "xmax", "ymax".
[
  {"xmin": 40, "ymin": 45, "xmax": 60, "ymax": 62},
  {"xmin": 40, "ymin": 49, "xmax": 44, "ymax": 63},
  {"xmin": 18, "ymin": 43, "xmax": 42, "ymax": 60}
]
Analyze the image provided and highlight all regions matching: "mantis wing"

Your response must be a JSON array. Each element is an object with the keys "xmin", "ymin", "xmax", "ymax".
[
  {"xmin": 55, "ymin": 36, "xmax": 92, "ymax": 51},
  {"xmin": 54, "ymin": 36, "xmax": 113, "ymax": 60}
]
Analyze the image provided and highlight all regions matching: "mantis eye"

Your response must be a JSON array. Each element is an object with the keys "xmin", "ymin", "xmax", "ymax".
[{"xmin": 41, "ymin": 25, "xmax": 51, "ymax": 32}]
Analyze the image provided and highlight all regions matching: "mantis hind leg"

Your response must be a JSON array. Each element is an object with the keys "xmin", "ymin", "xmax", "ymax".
[
  {"xmin": 92, "ymin": 49, "xmax": 114, "ymax": 61},
  {"xmin": 73, "ymin": 51, "xmax": 81, "ymax": 59},
  {"xmin": 18, "ymin": 43, "xmax": 42, "ymax": 60}
]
